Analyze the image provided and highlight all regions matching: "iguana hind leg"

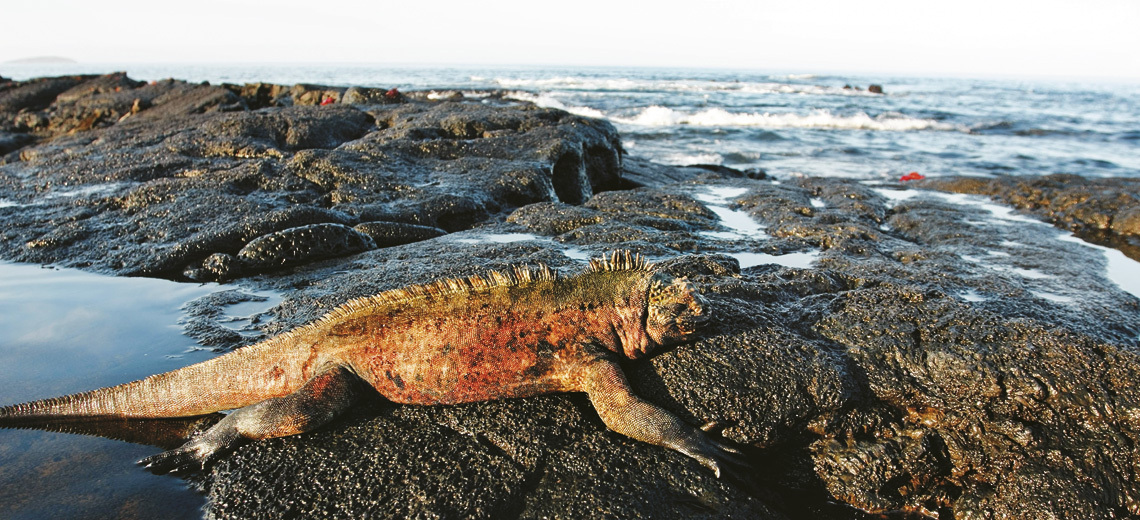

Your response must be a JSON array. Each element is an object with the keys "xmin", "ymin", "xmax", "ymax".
[
  {"xmin": 577, "ymin": 358, "xmax": 750, "ymax": 479},
  {"xmin": 140, "ymin": 365, "xmax": 361, "ymax": 475}
]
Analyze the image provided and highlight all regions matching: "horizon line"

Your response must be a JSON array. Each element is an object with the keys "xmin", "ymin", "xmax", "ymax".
[{"xmin": 3, "ymin": 59, "xmax": 1139, "ymax": 85}]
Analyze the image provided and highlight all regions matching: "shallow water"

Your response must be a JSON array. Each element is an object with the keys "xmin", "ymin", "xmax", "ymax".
[
  {"xmin": 695, "ymin": 187, "xmax": 770, "ymax": 241},
  {"xmin": 0, "ymin": 263, "xmax": 277, "ymax": 520}
]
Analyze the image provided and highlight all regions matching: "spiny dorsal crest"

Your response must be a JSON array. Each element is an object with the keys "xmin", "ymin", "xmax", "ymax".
[
  {"xmin": 586, "ymin": 250, "xmax": 653, "ymax": 273},
  {"xmin": 315, "ymin": 263, "xmax": 558, "ymax": 325}
]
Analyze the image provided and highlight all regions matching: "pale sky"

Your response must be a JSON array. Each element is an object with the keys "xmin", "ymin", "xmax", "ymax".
[{"xmin": 2, "ymin": 0, "xmax": 1138, "ymax": 80}]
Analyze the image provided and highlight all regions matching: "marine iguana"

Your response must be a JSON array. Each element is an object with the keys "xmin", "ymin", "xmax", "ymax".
[{"xmin": 0, "ymin": 251, "xmax": 744, "ymax": 477}]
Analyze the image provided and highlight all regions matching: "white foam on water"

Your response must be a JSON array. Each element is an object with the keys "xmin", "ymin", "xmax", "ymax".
[
  {"xmin": 730, "ymin": 251, "xmax": 820, "ymax": 269},
  {"xmin": 658, "ymin": 152, "xmax": 725, "ymax": 166},
  {"xmin": 492, "ymin": 76, "xmax": 643, "ymax": 91},
  {"xmin": 734, "ymin": 83, "xmax": 880, "ymax": 97},
  {"xmin": 810, "ymin": 198, "xmax": 826, "ymax": 208},
  {"xmin": 611, "ymin": 107, "xmax": 961, "ymax": 132},
  {"xmin": 502, "ymin": 91, "xmax": 607, "ymax": 119},
  {"xmin": 490, "ymin": 76, "xmax": 878, "ymax": 98},
  {"xmin": 0, "ymin": 199, "xmax": 18, "ymax": 208},
  {"xmin": 425, "ymin": 90, "xmax": 492, "ymax": 100}
]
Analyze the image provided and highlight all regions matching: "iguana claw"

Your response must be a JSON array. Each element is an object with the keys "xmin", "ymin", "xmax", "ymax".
[
  {"xmin": 679, "ymin": 432, "xmax": 753, "ymax": 479},
  {"xmin": 138, "ymin": 439, "xmax": 215, "ymax": 475}
]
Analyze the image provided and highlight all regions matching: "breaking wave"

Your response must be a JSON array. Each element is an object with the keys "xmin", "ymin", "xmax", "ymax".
[
  {"xmin": 490, "ymin": 76, "xmax": 878, "ymax": 97},
  {"xmin": 611, "ymin": 106, "xmax": 962, "ymax": 132},
  {"xmin": 503, "ymin": 91, "xmax": 608, "ymax": 119}
]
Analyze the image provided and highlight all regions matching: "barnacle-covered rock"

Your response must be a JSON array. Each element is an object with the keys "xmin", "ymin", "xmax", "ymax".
[
  {"xmin": 352, "ymin": 221, "xmax": 446, "ymax": 248},
  {"xmin": 237, "ymin": 223, "xmax": 376, "ymax": 271}
]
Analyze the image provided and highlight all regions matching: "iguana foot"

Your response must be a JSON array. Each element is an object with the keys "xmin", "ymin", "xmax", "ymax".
[
  {"xmin": 139, "ymin": 425, "xmax": 243, "ymax": 475},
  {"xmin": 138, "ymin": 444, "xmax": 209, "ymax": 475},
  {"xmin": 678, "ymin": 433, "xmax": 753, "ymax": 479}
]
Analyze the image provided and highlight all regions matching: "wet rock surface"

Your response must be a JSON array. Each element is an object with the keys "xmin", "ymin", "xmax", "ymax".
[
  {"xmin": 2, "ymin": 74, "xmax": 1139, "ymax": 519},
  {"xmin": 922, "ymin": 174, "xmax": 1140, "ymax": 260}
]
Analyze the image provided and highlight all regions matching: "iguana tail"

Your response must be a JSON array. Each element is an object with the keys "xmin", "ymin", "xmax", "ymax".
[{"xmin": 0, "ymin": 330, "xmax": 319, "ymax": 424}]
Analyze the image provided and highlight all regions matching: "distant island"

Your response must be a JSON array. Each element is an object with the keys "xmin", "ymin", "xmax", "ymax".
[{"xmin": 4, "ymin": 56, "xmax": 78, "ymax": 64}]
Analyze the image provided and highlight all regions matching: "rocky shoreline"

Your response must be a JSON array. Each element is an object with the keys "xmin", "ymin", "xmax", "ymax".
[{"xmin": 2, "ymin": 73, "xmax": 1139, "ymax": 519}]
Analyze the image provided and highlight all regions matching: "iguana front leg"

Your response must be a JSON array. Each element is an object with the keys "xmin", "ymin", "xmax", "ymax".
[
  {"xmin": 574, "ymin": 357, "xmax": 748, "ymax": 478},
  {"xmin": 140, "ymin": 365, "xmax": 361, "ymax": 474}
]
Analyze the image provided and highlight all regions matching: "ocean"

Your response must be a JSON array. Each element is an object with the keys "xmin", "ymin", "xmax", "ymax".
[{"xmin": 5, "ymin": 63, "xmax": 1138, "ymax": 181}]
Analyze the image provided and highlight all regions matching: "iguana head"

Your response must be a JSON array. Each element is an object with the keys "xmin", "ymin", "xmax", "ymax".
[{"xmin": 640, "ymin": 273, "xmax": 710, "ymax": 356}]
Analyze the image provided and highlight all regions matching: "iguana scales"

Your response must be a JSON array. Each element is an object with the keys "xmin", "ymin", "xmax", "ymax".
[{"xmin": 0, "ymin": 251, "xmax": 743, "ymax": 477}]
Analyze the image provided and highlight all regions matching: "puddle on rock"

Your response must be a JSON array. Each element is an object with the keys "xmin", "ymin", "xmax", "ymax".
[
  {"xmin": 41, "ymin": 182, "xmax": 132, "ymax": 202},
  {"xmin": 0, "ymin": 262, "xmax": 281, "ymax": 520},
  {"xmin": 1032, "ymin": 290, "xmax": 1076, "ymax": 303},
  {"xmin": 730, "ymin": 251, "xmax": 820, "ymax": 269},
  {"xmin": 695, "ymin": 186, "xmax": 769, "ymax": 240},
  {"xmin": 454, "ymin": 233, "xmax": 540, "ymax": 244},
  {"xmin": 562, "ymin": 247, "xmax": 591, "ymax": 262},
  {"xmin": 959, "ymin": 289, "xmax": 989, "ymax": 302}
]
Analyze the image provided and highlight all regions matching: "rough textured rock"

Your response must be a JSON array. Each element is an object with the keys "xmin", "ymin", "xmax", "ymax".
[
  {"xmin": 352, "ymin": 221, "xmax": 447, "ymax": 248},
  {"xmin": 197, "ymin": 176, "xmax": 1140, "ymax": 519},
  {"xmin": 2, "ymin": 73, "xmax": 1139, "ymax": 520},
  {"xmin": 236, "ymin": 223, "xmax": 376, "ymax": 271},
  {"xmin": 0, "ymin": 73, "xmax": 623, "ymax": 279},
  {"xmin": 922, "ymin": 174, "xmax": 1140, "ymax": 238}
]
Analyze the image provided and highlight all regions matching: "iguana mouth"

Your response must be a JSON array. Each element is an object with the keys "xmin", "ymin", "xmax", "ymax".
[
  {"xmin": 680, "ymin": 291, "xmax": 711, "ymax": 332},
  {"xmin": 677, "ymin": 312, "xmax": 709, "ymax": 335}
]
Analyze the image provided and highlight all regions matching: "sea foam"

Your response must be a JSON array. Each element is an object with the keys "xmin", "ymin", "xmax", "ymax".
[
  {"xmin": 503, "ymin": 91, "xmax": 607, "ymax": 119},
  {"xmin": 491, "ymin": 76, "xmax": 875, "ymax": 97},
  {"xmin": 612, "ymin": 107, "xmax": 960, "ymax": 131}
]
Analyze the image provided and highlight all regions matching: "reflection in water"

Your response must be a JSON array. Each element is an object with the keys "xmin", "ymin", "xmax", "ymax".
[
  {"xmin": 0, "ymin": 263, "xmax": 276, "ymax": 520},
  {"xmin": 695, "ymin": 186, "xmax": 770, "ymax": 240}
]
